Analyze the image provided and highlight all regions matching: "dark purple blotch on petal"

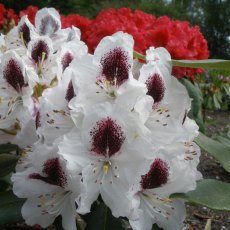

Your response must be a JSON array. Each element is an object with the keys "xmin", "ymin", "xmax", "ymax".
[
  {"xmin": 31, "ymin": 40, "xmax": 49, "ymax": 63},
  {"xmin": 39, "ymin": 15, "xmax": 59, "ymax": 36},
  {"xmin": 182, "ymin": 109, "xmax": 187, "ymax": 125},
  {"xmin": 100, "ymin": 47, "xmax": 130, "ymax": 86},
  {"xmin": 18, "ymin": 23, "xmax": 31, "ymax": 46},
  {"xmin": 61, "ymin": 52, "xmax": 74, "ymax": 72},
  {"xmin": 29, "ymin": 157, "xmax": 67, "ymax": 188},
  {"xmin": 141, "ymin": 158, "xmax": 169, "ymax": 190},
  {"xmin": 146, "ymin": 73, "xmax": 165, "ymax": 104},
  {"xmin": 35, "ymin": 110, "xmax": 41, "ymax": 129},
  {"xmin": 3, "ymin": 58, "xmax": 26, "ymax": 93},
  {"xmin": 65, "ymin": 80, "xmax": 75, "ymax": 102},
  {"xmin": 90, "ymin": 117, "xmax": 125, "ymax": 157}
]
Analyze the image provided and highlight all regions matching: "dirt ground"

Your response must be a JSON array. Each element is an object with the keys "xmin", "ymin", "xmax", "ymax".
[{"xmin": 184, "ymin": 110, "xmax": 230, "ymax": 230}]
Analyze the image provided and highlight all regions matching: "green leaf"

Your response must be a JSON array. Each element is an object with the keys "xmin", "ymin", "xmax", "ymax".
[
  {"xmin": 0, "ymin": 154, "xmax": 19, "ymax": 177},
  {"xmin": 0, "ymin": 191, "xmax": 25, "ymax": 225},
  {"xmin": 133, "ymin": 51, "xmax": 146, "ymax": 61},
  {"xmin": 171, "ymin": 179, "xmax": 230, "ymax": 211},
  {"xmin": 216, "ymin": 136, "xmax": 230, "ymax": 148},
  {"xmin": 195, "ymin": 132, "xmax": 230, "ymax": 172},
  {"xmin": 179, "ymin": 78, "xmax": 205, "ymax": 132},
  {"xmin": 0, "ymin": 143, "xmax": 19, "ymax": 154},
  {"xmin": 172, "ymin": 59, "xmax": 230, "ymax": 71},
  {"xmin": 133, "ymin": 51, "xmax": 230, "ymax": 71},
  {"xmin": 85, "ymin": 202, "xmax": 123, "ymax": 230},
  {"xmin": 213, "ymin": 94, "xmax": 220, "ymax": 109}
]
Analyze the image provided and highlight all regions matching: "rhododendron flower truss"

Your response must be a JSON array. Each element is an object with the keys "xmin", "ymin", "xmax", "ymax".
[
  {"xmin": 0, "ymin": 8, "xmax": 203, "ymax": 229},
  {"xmin": 59, "ymin": 102, "xmax": 153, "ymax": 218},
  {"xmin": 12, "ymin": 143, "xmax": 81, "ymax": 230}
]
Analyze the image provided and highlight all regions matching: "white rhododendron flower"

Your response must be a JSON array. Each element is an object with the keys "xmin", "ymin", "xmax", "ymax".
[
  {"xmin": 69, "ymin": 32, "xmax": 151, "ymax": 114},
  {"xmin": 0, "ymin": 7, "xmax": 203, "ymax": 230},
  {"xmin": 59, "ymin": 102, "xmax": 153, "ymax": 218},
  {"xmin": 12, "ymin": 143, "xmax": 82, "ymax": 230},
  {"xmin": 128, "ymin": 142, "xmax": 201, "ymax": 230}
]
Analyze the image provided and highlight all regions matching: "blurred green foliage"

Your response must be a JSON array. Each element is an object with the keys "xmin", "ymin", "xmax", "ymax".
[{"xmin": 196, "ymin": 70, "xmax": 230, "ymax": 111}]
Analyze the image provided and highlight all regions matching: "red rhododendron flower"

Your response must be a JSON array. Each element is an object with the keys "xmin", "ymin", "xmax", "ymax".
[
  {"xmin": 0, "ymin": 4, "xmax": 18, "ymax": 31},
  {"xmin": 61, "ymin": 14, "xmax": 92, "ymax": 35},
  {"xmin": 19, "ymin": 5, "xmax": 39, "ymax": 25},
  {"xmin": 0, "ymin": 4, "xmax": 6, "ymax": 28}
]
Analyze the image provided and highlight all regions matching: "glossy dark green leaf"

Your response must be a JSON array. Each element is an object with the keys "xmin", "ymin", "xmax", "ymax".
[
  {"xmin": 171, "ymin": 179, "xmax": 230, "ymax": 211},
  {"xmin": 85, "ymin": 202, "xmax": 123, "ymax": 230},
  {"xmin": 0, "ymin": 154, "xmax": 19, "ymax": 177},
  {"xmin": 172, "ymin": 59, "xmax": 230, "ymax": 70},
  {"xmin": 195, "ymin": 132, "xmax": 230, "ymax": 172},
  {"xmin": 0, "ymin": 143, "xmax": 19, "ymax": 154},
  {"xmin": 133, "ymin": 51, "xmax": 230, "ymax": 71},
  {"xmin": 0, "ymin": 191, "xmax": 25, "ymax": 225}
]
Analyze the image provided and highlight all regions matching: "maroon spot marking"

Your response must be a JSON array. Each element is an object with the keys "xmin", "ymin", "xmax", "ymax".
[
  {"xmin": 29, "ymin": 157, "xmax": 67, "ymax": 188},
  {"xmin": 35, "ymin": 110, "xmax": 41, "ymax": 129},
  {"xmin": 31, "ymin": 40, "xmax": 49, "ymax": 63},
  {"xmin": 3, "ymin": 58, "xmax": 26, "ymax": 93},
  {"xmin": 61, "ymin": 52, "xmax": 74, "ymax": 72},
  {"xmin": 65, "ymin": 80, "xmax": 75, "ymax": 102},
  {"xmin": 18, "ymin": 23, "xmax": 30, "ymax": 46},
  {"xmin": 146, "ymin": 73, "xmax": 165, "ymax": 104},
  {"xmin": 100, "ymin": 47, "xmax": 130, "ymax": 86},
  {"xmin": 141, "ymin": 158, "xmax": 169, "ymax": 190},
  {"xmin": 39, "ymin": 15, "xmax": 59, "ymax": 36},
  {"xmin": 182, "ymin": 109, "xmax": 187, "ymax": 125},
  {"xmin": 90, "ymin": 117, "xmax": 125, "ymax": 157}
]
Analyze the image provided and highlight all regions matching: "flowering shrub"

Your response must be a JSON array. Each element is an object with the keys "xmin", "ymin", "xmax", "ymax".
[{"xmin": 0, "ymin": 7, "xmax": 202, "ymax": 230}]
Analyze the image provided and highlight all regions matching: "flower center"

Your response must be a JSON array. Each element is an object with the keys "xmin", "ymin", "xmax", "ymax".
[
  {"xmin": 90, "ymin": 117, "xmax": 125, "ymax": 157},
  {"xmin": 62, "ymin": 52, "xmax": 74, "ymax": 72},
  {"xmin": 3, "ymin": 58, "xmax": 26, "ymax": 93},
  {"xmin": 31, "ymin": 40, "xmax": 49, "ymax": 64},
  {"xmin": 141, "ymin": 158, "xmax": 169, "ymax": 190},
  {"xmin": 146, "ymin": 73, "xmax": 165, "ymax": 105},
  {"xmin": 100, "ymin": 47, "xmax": 130, "ymax": 87},
  {"xmin": 29, "ymin": 157, "xmax": 67, "ymax": 188}
]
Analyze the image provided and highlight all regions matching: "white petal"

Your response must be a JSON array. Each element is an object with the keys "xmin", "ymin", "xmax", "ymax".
[{"xmin": 35, "ymin": 8, "xmax": 61, "ymax": 36}]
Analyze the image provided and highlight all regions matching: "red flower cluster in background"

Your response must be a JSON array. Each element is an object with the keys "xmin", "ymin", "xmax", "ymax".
[
  {"xmin": 61, "ymin": 14, "xmax": 92, "ymax": 35},
  {"xmin": 19, "ymin": 5, "xmax": 38, "ymax": 25},
  {"xmin": 0, "ymin": 4, "xmax": 19, "ymax": 33},
  {"xmin": 83, "ymin": 8, "xmax": 209, "ymax": 79},
  {"xmin": 0, "ymin": 5, "xmax": 209, "ymax": 79}
]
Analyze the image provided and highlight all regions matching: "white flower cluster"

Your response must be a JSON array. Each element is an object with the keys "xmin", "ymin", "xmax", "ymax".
[{"xmin": 0, "ymin": 8, "xmax": 201, "ymax": 230}]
